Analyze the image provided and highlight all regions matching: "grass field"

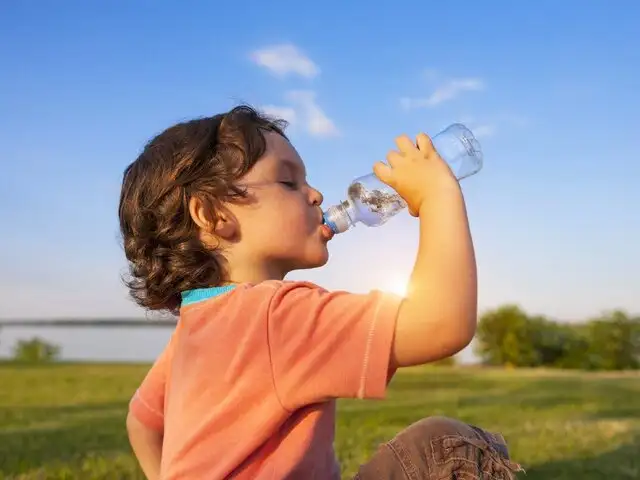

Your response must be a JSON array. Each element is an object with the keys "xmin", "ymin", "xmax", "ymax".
[{"xmin": 1, "ymin": 363, "xmax": 639, "ymax": 479}]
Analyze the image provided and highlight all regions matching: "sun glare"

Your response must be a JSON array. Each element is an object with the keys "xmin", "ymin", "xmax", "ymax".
[{"xmin": 387, "ymin": 277, "xmax": 409, "ymax": 297}]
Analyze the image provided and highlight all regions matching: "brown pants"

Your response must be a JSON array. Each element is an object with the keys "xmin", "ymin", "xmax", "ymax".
[{"xmin": 353, "ymin": 416, "xmax": 524, "ymax": 479}]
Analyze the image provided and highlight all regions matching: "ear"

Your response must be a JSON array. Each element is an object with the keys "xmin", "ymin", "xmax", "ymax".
[
  {"xmin": 188, "ymin": 196, "xmax": 237, "ymax": 240},
  {"xmin": 211, "ymin": 208, "xmax": 236, "ymax": 240}
]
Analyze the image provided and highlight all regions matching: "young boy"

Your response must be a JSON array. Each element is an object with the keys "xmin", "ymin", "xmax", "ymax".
[{"xmin": 120, "ymin": 106, "xmax": 521, "ymax": 479}]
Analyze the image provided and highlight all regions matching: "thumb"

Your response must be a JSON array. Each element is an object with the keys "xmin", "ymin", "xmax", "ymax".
[
  {"xmin": 373, "ymin": 161, "xmax": 394, "ymax": 185},
  {"xmin": 416, "ymin": 132, "xmax": 435, "ymax": 154}
]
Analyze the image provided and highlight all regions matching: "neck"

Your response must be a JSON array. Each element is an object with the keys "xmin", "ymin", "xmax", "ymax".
[
  {"xmin": 224, "ymin": 260, "xmax": 290, "ymax": 285},
  {"xmin": 213, "ymin": 238, "xmax": 290, "ymax": 285}
]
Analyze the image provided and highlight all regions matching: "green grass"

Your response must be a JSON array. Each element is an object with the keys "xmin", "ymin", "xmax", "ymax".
[{"xmin": 1, "ymin": 363, "xmax": 639, "ymax": 479}]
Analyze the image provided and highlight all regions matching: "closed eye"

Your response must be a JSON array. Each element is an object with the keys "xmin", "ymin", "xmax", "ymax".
[{"xmin": 280, "ymin": 181, "xmax": 298, "ymax": 189}]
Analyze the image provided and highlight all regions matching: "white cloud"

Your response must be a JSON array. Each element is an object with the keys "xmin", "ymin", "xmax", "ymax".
[
  {"xmin": 472, "ymin": 124, "xmax": 497, "ymax": 138},
  {"xmin": 250, "ymin": 44, "xmax": 319, "ymax": 79},
  {"xmin": 261, "ymin": 90, "xmax": 339, "ymax": 138},
  {"xmin": 260, "ymin": 105, "xmax": 298, "ymax": 125},
  {"xmin": 453, "ymin": 116, "xmax": 496, "ymax": 139},
  {"xmin": 286, "ymin": 90, "xmax": 339, "ymax": 137},
  {"xmin": 401, "ymin": 77, "xmax": 484, "ymax": 109},
  {"xmin": 455, "ymin": 113, "xmax": 529, "ymax": 139}
]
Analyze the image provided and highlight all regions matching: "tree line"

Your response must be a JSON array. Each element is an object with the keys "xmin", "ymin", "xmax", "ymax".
[
  {"xmin": 474, "ymin": 305, "xmax": 640, "ymax": 370},
  {"xmin": 2, "ymin": 307, "xmax": 639, "ymax": 370}
]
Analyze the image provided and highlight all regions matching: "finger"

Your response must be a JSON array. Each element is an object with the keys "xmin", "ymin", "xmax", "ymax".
[
  {"xmin": 407, "ymin": 205, "xmax": 420, "ymax": 218},
  {"xmin": 373, "ymin": 161, "xmax": 394, "ymax": 185},
  {"xmin": 416, "ymin": 133, "xmax": 435, "ymax": 155},
  {"xmin": 394, "ymin": 134, "xmax": 417, "ymax": 155},
  {"xmin": 386, "ymin": 150, "xmax": 403, "ymax": 168}
]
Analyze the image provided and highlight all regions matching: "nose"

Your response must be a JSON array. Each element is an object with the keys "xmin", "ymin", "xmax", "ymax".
[{"xmin": 309, "ymin": 187, "xmax": 324, "ymax": 206}]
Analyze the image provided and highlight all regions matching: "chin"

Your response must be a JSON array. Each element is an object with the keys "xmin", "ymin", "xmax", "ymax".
[
  {"xmin": 292, "ymin": 248, "xmax": 330, "ymax": 271},
  {"xmin": 313, "ymin": 251, "xmax": 330, "ymax": 268},
  {"xmin": 305, "ymin": 253, "xmax": 330, "ymax": 269},
  {"xmin": 314, "ymin": 244, "xmax": 331, "ymax": 266}
]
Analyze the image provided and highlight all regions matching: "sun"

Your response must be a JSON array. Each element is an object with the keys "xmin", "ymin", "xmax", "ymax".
[{"xmin": 387, "ymin": 277, "xmax": 409, "ymax": 297}]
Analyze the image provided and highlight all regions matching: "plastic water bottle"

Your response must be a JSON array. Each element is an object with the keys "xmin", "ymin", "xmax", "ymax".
[{"xmin": 322, "ymin": 123, "xmax": 483, "ymax": 234}]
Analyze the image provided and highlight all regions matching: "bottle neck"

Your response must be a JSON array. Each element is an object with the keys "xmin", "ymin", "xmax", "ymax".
[{"xmin": 323, "ymin": 200, "xmax": 357, "ymax": 234}]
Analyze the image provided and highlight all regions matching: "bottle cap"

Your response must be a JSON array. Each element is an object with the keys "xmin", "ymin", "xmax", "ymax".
[{"xmin": 322, "ymin": 204, "xmax": 351, "ymax": 234}]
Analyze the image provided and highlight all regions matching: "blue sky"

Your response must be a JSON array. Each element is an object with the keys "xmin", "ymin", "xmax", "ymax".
[{"xmin": 1, "ymin": 0, "xmax": 639, "ymax": 332}]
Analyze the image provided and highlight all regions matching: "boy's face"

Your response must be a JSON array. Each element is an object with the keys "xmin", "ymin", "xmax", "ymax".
[{"xmin": 224, "ymin": 131, "xmax": 333, "ymax": 279}]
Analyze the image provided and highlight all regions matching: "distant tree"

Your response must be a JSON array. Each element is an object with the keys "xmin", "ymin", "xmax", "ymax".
[
  {"xmin": 583, "ymin": 311, "xmax": 640, "ymax": 370},
  {"xmin": 474, "ymin": 305, "xmax": 539, "ymax": 367},
  {"xmin": 475, "ymin": 304, "xmax": 640, "ymax": 371},
  {"xmin": 526, "ymin": 316, "xmax": 591, "ymax": 368},
  {"xmin": 550, "ymin": 323, "xmax": 591, "ymax": 370},
  {"xmin": 12, "ymin": 337, "xmax": 61, "ymax": 363}
]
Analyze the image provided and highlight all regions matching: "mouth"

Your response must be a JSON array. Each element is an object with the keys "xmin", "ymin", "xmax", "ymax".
[
  {"xmin": 318, "ymin": 208, "xmax": 334, "ymax": 241},
  {"xmin": 320, "ymin": 223, "xmax": 335, "ymax": 241}
]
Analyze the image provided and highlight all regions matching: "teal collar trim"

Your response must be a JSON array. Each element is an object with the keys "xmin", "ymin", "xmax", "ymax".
[{"xmin": 180, "ymin": 285, "xmax": 237, "ymax": 307}]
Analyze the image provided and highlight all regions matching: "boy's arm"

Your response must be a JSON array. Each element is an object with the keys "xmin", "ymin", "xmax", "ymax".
[
  {"xmin": 266, "ymin": 133, "xmax": 477, "ymax": 409},
  {"xmin": 374, "ymin": 133, "xmax": 477, "ymax": 369},
  {"xmin": 390, "ymin": 181, "xmax": 476, "ymax": 367},
  {"xmin": 126, "ymin": 332, "xmax": 175, "ymax": 478},
  {"xmin": 126, "ymin": 412, "xmax": 163, "ymax": 480}
]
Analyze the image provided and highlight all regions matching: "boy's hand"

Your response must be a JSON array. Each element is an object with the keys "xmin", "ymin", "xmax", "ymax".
[
  {"xmin": 373, "ymin": 133, "xmax": 458, "ymax": 217},
  {"xmin": 378, "ymin": 133, "xmax": 477, "ymax": 369},
  {"xmin": 127, "ymin": 412, "xmax": 163, "ymax": 480}
]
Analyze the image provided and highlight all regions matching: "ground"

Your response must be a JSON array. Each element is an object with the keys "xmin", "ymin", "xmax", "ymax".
[{"xmin": 0, "ymin": 363, "xmax": 638, "ymax": 479}]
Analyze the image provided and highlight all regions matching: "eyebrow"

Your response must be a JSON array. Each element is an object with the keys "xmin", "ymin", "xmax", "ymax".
[{"xmin": 279, "ymin": 158, "xmax": 307, "ymax": 178}]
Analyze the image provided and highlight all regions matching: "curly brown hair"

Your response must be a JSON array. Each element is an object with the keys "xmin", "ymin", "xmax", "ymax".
[{"xmin": 118, "ymin": 105, "xmax": 287, "ymax": 314}]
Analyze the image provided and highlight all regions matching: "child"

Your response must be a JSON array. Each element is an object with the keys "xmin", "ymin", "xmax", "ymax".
[{"xmin": 120, "ymin": 106, "xmax": 522, "ymax": 479}]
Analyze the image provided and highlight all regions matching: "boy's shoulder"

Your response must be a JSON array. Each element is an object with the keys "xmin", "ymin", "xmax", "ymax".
[
  {"xmin": 182, "ymin": 280, "xmax": 325, "ymax": 305},
  {"xmin": 249, "ymin": 279, "xmax": 326, "ymax": 292},
  {"xmin": 178, "ymin": 280, "xmax": 331, "ymax": 320}
]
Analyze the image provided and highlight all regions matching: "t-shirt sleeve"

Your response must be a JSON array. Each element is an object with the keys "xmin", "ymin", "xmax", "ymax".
[
  {"xmin": 266, "ymin": 281, "xmax": 402, "ymax": 411},
  {"xmin": 128, "ymin": 332, "xmax": 175, "ymax": 432}
]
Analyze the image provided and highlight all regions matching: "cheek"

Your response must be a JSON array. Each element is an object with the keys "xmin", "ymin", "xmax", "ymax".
[
  {"xmin": 244, "ymin": 194, "xmax": 315, "ymax": 242},
  {"xmin": 243, "ymin": 212, "xmax": 298, "ymax": 241},
  {"xmin": 272, "ymin": 216, "xmax": 310, "ymax": 239},
  {"xmin": 277, "ymin": 199, "xmax": 315, "ymax": 231}
]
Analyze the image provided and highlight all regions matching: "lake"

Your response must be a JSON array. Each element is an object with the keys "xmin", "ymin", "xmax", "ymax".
[
  {"xmin": 0, "ymin": 325, "xmax": 173, "ymax": 362},
  {"xmin": 0, "ymin": 323, "xmax": 477, "ymax": 363}
]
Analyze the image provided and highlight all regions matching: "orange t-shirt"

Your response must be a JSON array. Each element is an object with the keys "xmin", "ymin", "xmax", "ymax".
[{"xmin": 129, "ymin": 280, "xmax": 401, "ymax": 479}]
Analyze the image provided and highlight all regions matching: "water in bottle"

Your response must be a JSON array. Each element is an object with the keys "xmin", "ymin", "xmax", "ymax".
[{"xmin": 322, "ymin": 123, "xmax": 482, "ymax": 235}]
